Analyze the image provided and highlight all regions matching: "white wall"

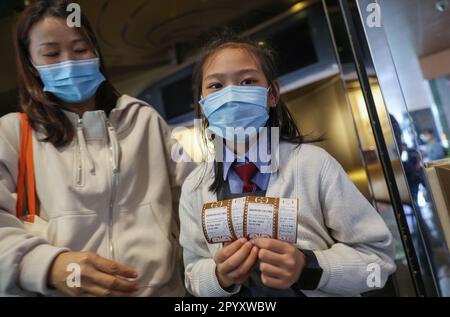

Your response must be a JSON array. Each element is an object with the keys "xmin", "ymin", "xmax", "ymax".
[{"xmin": 378, "ymin": 0, "xmax": 433, "ymax": 112}]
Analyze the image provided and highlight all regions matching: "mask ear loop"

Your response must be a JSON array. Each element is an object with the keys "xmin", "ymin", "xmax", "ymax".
[
  {"xmin": 94, "ymin": 50, "xmax": 101, "ymax": 60},
  {"xmin": 29, "ymin": 54, "xmax": 41, "ymax": 71},
  {"xmin": 197, "ymin": 100, "xmax": 217, "ymax": 153},
  {"xmin": 30, "ymin": 60, "xmax": 40, "ymax": 77},
  {"xmin": 267, "ymin": 85, "xmax": 279, "ymax": 108}
]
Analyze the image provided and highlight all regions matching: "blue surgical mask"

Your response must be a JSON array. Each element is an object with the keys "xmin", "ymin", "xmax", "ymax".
[
  {"xmin": 35, "ymin": 58, "xmax": 106, "ymax": 104},
  {"xmin": 199, "ymin": 85, "xmax": 270, "ymax": 142}
]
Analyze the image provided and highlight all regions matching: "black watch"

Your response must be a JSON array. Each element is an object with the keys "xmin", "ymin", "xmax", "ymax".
[{"xmin": 293, "ymin": 250, "xmax": 323, "ymax": 291}]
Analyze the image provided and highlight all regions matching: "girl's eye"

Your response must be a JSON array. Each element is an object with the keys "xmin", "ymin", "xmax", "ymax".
[
  {"xmin": 74, "ymin": 49, "xmax": 88, "ymax": 54},
  {"xmin": 208, "ymin": 83, "xmax": 223, "ymax": 89},
  {"xmin": 241, "ymin": 79, "xmax": 256, "ymax": 85}
]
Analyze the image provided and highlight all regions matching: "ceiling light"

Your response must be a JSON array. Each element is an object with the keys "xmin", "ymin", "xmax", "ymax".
[{"xmin": 435, "ymin": 0, "xmax": 449, "ymax": 12}]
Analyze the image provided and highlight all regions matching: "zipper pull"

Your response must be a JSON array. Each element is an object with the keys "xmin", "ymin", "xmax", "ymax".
[
  {"xmin": 77, "ymin": 118, "xmax": 95, "ymax": 174},
  {"xmin": 106, "ymin": 119, "xmax": 120, "ymax": 174},
  {"xmin": 76, "ymin": 118, "xmax": 83, "ymax": 185}
]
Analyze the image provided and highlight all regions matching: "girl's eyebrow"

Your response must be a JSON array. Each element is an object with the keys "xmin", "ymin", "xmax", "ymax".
[
  {"xmin": 72, "ymin": 38, "xmax": 87, "ymax": 44},
  {"xmin": 204, "ymin": 68, "xmax": 260, "ymax": 81}
]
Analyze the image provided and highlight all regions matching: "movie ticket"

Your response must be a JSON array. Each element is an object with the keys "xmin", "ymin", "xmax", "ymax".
[
  {"xmin": 202, "ymin": 196, "xmax": 298, "ymax": 244},
  {"xmin": 201, "ymin": 200, "xmax": 234, "ymax": 244}
]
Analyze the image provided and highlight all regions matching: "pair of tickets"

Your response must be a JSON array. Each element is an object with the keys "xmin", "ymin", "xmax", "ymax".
[{"xmin": 201, "ymin": 196, "xmax": 298, "ymax": 244}]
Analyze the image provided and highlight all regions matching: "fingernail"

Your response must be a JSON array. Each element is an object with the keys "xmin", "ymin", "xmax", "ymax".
[{"xmin": 239, "ymin": 238, "xmax": 247, "ymax": 243}]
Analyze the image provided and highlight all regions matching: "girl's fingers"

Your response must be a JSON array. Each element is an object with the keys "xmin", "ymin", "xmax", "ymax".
[
  {"xmin": 259, "ymin": 262, "xmax": 287, "ymax": 279},
  {"xmin": 258, "ymin": 248, "xmax": 285, "ymax": 266},
  {"xmin": 220, "ymin": 241, "xmax": 253, "ymax": 273},
  {"xmin": 251, "ymin": 238, "xmax": 290, "ymax": 254},
  {"xmin": 261, "ymin": 274, "xmax": 285, "ymax": 289},
  {"xmin": 214, "ymin": 238, "xmax": 247, "ymax": 264},
  {"xmin": 235, "ymin": 271, "xmax": 253, "ymax": 285},
  {"xmin": 228, "ymin": 246, "xmax": 259, "ymax": 279}
]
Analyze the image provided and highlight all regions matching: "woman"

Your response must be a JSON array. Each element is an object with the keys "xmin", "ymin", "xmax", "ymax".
[
  {"xmin": 179, "ymin": 34, "xmax": 396, "ymax": 297},
  {"xmin": 0, "ymin": 0, "xmax": 192, "ymax": 296}
]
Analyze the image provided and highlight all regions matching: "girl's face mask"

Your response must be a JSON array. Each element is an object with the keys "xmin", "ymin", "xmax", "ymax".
[
  {"xmin": 199, "ymin": 85, "xmax": 270, "ymax": 142},
  {"xmin": 34, "ymin": 58, "xmax": 106, "ymax": 104}
]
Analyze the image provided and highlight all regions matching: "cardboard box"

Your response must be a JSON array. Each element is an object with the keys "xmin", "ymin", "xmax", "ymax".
[{"xmin": 425, "ymin": 159, "xmax": 450, "ymax": 252}]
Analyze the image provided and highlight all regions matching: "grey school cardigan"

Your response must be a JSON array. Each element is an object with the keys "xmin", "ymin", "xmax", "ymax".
[{"xmin": 179, "ymin": 142, "xmax": 396, "ymax": 297}]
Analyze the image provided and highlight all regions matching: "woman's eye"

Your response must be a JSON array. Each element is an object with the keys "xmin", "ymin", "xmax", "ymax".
[
  {"xmin": 43, "ymin": 52, "xmax": 59, "ymax": 57},
  {"xmin": 208, "ymin": 83, "xmax": 223, "ymax": 89},
  {"xmin": 241, "ymin": 79, "xmax": 256, "ymax": 85},
  {"xmin": 75, "ymin": 49, "xmax": 88, "ymax": 54}
]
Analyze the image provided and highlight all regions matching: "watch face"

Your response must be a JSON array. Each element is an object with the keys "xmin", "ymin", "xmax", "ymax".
[
  {"xmin": 296, "ymin": 250, "xmax": 323, "ymax": 291},
  {"xmin": 298, "ymin": 267, "xmax": 323, "ymax": 291}
]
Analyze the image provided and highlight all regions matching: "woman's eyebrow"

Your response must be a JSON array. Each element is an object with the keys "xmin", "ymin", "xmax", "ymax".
[
  {"xmin": 39, "ymin": 38, "xmax": 85, "ymax": 47},
  {"xmin": 38, "ymin": 42, "xmax": 58, "ymax": 47}
]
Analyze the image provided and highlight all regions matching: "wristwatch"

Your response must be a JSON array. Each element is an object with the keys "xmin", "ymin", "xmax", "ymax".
[{"xmin": 293, "ymin": 250, "xmax": 323, "ymax": 291}]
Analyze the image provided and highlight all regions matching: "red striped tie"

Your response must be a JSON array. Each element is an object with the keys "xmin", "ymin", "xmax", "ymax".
[{"xmin": 233, "ymin": 163, "xmax": 258, "ymax": 193}]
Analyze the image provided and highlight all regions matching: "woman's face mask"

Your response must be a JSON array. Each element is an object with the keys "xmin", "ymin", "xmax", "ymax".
[
  {"xmin": 199, "ymin": 85, "xmax": 270, "ymax": 142},
  {"xmin": 34, "ymin": 58, "xmax": 106, "ymax": 104}
]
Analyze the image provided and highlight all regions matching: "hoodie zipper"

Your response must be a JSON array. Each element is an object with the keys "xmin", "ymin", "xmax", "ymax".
[
  {"xmin": 76, "ymin": 115, "xmax": 118, "ymax": 261},
  {"xmin": 106, "ymin": 118, "xmax": 118, "ymax": 261},
  {"xmin": 76, "ymin": 118, "xmax": 84, "ymax": 186}
]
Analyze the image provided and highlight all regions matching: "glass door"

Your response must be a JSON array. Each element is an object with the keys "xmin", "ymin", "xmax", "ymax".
[{"xmin": 322, "ymin": 0, "xmax": 450, "ymax": 296}]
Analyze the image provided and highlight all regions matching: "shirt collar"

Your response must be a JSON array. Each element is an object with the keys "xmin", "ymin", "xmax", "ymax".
[{"xmin": 222, "ymin": 136, "xmax": 271, "ymax": 180}]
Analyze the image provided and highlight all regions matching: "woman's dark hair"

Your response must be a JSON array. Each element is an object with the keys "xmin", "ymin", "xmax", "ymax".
[
  {"xmin": 192, "ymin": 32, "xmax": 323, "ymax": 192},
  {"xmin": 14, "ymin": 0, "xmax": 119, "ymax": 147}
]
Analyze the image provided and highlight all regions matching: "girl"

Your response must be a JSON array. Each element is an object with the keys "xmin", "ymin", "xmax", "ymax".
[
  {"xmin": 179, "ymin": 34, "xmax": 396, "ymax": 297},
  {"xmin": 0, "ymin": 0, "xmax": 192, "ymax": 296}
]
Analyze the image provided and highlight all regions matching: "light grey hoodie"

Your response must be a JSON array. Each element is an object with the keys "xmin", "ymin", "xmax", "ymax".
[{"xmin": 0, "ymin": 95, "xmax": 193, "ymax": 296}]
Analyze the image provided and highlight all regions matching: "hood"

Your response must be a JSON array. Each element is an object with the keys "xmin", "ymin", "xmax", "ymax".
[
  {"xmin": 58, "ymin": 95, "xmax": 151, "ymax": 176},
  {"xmin": 60, "ymin": 94, "xmax": 151, "ymax": 134}
]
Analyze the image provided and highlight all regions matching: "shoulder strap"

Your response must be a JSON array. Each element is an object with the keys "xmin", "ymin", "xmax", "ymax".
[{"xmin": 16, "ymin": 113, "xmax": 39, "ymax": 223}]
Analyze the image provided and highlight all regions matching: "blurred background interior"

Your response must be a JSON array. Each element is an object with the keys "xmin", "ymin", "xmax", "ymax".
[{"xmin": 1, "ymin": 0, "xmax": 450, "ymax": 297}]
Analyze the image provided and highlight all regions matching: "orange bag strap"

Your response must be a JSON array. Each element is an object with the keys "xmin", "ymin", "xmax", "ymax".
[{"xmin": 16, "ymin": 113, "xmax": 39, "ymax": 223}]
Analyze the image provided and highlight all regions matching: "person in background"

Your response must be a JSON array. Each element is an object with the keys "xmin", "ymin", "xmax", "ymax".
[
  {"xmin": 391, "ymin": 114, "xmax": 426, "ymax": 205},
  {"xmin": 420, "ymin": 129, "xmax": 446, "ymax": 161}
]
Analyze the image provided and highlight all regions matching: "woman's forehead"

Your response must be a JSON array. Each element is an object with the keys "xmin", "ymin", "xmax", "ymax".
[{"xmin": 29, "ymin": 16, "xmax": 84, "ymax": 46}]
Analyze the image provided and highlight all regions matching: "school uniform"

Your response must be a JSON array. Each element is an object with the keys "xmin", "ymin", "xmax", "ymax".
[{"xmin": 179, "ymin": 141, "xmax": 396, "ymax": 297}]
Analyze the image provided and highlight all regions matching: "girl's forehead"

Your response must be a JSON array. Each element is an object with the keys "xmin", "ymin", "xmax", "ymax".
[{"xmin": 203, "ymin": 47, "xmax": 263, "ymax": 75}]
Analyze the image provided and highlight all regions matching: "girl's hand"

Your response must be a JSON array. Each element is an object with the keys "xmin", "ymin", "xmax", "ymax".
[
  {"xmin": 251, "ymin": 238, "xmax": 306, "ymax": 289},
  {"xmin": 214, "ymin": 238, "xmax": 259, "ymax": 289},
  {"xmin": 48, "ymin": 252, "xmax": 140, "ymax": 297}
]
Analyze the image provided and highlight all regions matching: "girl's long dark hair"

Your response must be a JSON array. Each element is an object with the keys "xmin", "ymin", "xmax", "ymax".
[
  {"xmin": 14, "ymin": 0, "xmax": 119, "ymax": 148},
  {"xmin": 191, "ymin": 32, "xmax": 323, "ymax": 193}
]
